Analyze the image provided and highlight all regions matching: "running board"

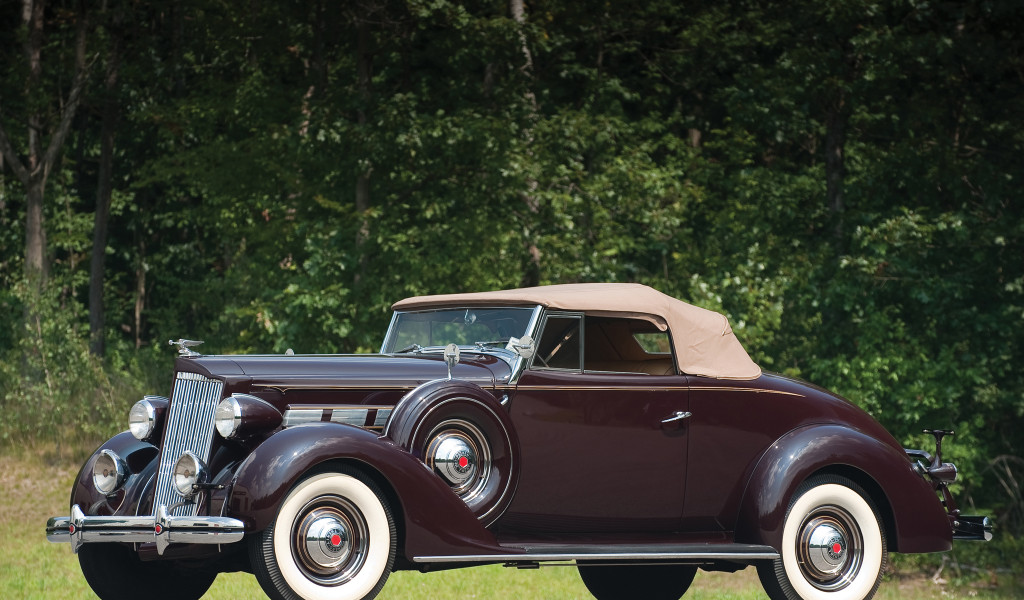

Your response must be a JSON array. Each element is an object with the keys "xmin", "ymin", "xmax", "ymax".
[{"xmin": 412, "ymin": 543, "xmax": 779, "ymax": 564}]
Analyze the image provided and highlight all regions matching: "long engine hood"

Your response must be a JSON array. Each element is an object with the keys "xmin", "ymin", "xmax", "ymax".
[{"xmin": 176, "ymin": 353, "xmax": 510, "ymax": 393}]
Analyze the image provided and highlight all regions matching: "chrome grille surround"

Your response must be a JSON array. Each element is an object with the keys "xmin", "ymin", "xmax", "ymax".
[{"xmin": 152, "ymin": 372, "xmax": 224, "ymax": 517}]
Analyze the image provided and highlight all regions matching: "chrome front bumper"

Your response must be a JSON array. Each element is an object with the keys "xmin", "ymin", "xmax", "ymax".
[{"xmin": 46, "ymin": 504, "xmax": 245, "ymax": 555}]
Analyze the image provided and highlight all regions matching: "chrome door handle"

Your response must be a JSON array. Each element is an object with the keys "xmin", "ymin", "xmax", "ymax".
[{"xmin": 660, "ymin": 411, "xmax": 692, "ymax": 430}]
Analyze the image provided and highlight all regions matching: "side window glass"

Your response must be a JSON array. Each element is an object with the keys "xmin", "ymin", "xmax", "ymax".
[
  {"xmin": 582, "ymin": 317, "xmax": 677, "ymax": 375},
  {"xmin": 633, "ymin": 332, "xmax": 672, "ymax": 354},
  {"xmin": 534, "ymin": 315, "xmax": 582, "ymax": 371}
]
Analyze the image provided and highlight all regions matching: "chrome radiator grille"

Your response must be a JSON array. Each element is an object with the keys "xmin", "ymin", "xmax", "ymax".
[{"xmin": 152, "ymin": 372, "xmax": 223, "ymax": 517}]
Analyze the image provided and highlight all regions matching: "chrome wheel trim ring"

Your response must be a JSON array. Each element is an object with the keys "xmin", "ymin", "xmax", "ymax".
[
  {"xmin": 425, "ymin": 419, "xmax": 492, "ymax": 506},
  {"xmin": 292, "ymin": 495, "xmax": 369, "ymax": 586},
  {"xmin": 796, "ymin": 505, "xmax": 863, "ymax": 592}
]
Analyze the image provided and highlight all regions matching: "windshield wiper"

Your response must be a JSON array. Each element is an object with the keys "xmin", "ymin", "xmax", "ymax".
[
  {"xmin": 474, "ymin": 339, "xmax": 510, "ymax": 350},
  {"xmin": 394, "ymin": 344, "xmax": 423, "ymax": 354}
]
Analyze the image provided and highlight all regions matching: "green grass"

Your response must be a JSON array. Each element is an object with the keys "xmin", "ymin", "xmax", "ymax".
[{"xmin": 3, "ymin": 449, "xmax": 1020, "ymax": 600}]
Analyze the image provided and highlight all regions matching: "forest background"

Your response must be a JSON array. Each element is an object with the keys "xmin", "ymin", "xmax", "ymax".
[{"xmin": 0, "ymin": 0, "xmax": 1022, "ymax": 572}]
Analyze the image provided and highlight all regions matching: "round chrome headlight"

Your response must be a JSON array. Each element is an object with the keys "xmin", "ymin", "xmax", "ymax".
[
  {"xmin": 172, "ymin": 452, "xmax": 207, "ymax": 497},
  {"xmin": 213, "ymin": 394, "xmax": 283, "ymax": 439},
  {"xmin": 215, "ymin": 396, "xmax": 242, "ymax": 439},
  {"xmin": 129, "ymin": 399, "xmax": 157, "ymax": 440},
  {"xmin": 92, "ymin": 449, "xmax": 128, "ymax": 496}
]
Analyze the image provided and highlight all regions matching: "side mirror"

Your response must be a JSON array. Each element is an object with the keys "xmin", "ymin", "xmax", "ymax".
[
  {"xmin": 506, "ymin": 336, "xmax": 536, "ymax": 359},
  {"xmin": 444, "ymin": 343, "xmax": 461, "ymax": 380}
]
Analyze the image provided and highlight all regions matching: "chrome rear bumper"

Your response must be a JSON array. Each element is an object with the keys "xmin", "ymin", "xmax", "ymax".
[
  {"xmin": 46, "ymin": 504, "xmax": 245, "ymax": 555},
  {"xmin": 953, "ymin": 515, "xmax": 994, "ymax": 541}
]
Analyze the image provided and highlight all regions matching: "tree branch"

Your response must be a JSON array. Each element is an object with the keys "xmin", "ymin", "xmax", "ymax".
[
  {"xmin": 0, "ymin": 121, "xmax": 31, "ymax": 188},
  {"xmin": 38, "ymin": 28, "xmax": 97, "ymax": 183}
]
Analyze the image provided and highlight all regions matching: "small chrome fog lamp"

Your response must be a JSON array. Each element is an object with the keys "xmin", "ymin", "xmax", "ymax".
[
  {"xmin": 215, "ymin": 396, "xmax": 242, "ymax": 439},
  {"xmin": 172, "ymin": 452, "xmax": 208, "ymax": 497},
  {"xmin": 92, "ymin": 449, "xmax": 129, "ymax": 496},
  {"xmin": 129, "ymin": 398, "xmax": 157, "ymax": 440}
]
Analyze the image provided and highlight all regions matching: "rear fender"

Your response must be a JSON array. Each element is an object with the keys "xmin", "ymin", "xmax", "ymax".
[
  {"xmin": 734, "ymin": 424, "xmax": 951, "ymax": 553},
  {"xmin": 227, "ymin": 422, "xmax": 508, "ymax": 560}
]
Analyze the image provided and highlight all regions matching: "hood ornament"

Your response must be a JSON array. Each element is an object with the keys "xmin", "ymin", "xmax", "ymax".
[{"xmin": 169, "ymin": 339, "xmax": 204, "ymax": 358}]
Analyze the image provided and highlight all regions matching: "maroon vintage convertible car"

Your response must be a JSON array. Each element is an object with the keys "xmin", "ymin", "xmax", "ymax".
[{"xmin": 47, "ymin": 283, "xmax": 989, "ymax": 600}]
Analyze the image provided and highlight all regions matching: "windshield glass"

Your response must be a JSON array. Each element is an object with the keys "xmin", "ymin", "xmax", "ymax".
[{"xmin": 384, "ymin": 308, "xmax": 536, "ymax": 353}]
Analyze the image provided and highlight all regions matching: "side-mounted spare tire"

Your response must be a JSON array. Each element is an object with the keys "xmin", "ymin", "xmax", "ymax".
[{"xmin": 385, "ymin": 380, "xmax": 519, "ymax": 526}]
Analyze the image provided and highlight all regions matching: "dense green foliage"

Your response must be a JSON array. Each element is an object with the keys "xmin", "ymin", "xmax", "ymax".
[{"xmin": 1, "ymin": 0, "xmax": 1022, "ymax": 539}]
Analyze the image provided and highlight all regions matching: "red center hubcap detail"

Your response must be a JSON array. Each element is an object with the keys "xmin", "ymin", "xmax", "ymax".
[
  {"xmin": 330, "ymin": 534, "xmax": 342, "ymax": 547},
  {"xmin": 832, "ymin": 542, "xmax": 842, "ymax": 554},
  {"xmin": 458, "ymin": 456, "xmax": 469, "ymax": 468}
]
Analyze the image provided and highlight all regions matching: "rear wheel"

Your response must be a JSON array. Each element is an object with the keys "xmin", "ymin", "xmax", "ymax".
[
  {"xmin": 577, "ymin": 563, "xmax": 697, "ymax": 600},
  {"xmin": 79, "ymin": 543, "xmax": 216, "ymax": 600},
  {"xmin": 757, "ymin": 475, "xmax": 887, "ymax": 600},
  {"xmin": 250, "ymin": 469, "xmax": 397, "ymax": 600}
]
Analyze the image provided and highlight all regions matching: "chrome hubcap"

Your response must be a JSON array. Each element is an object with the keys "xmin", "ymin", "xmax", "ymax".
[
  {"xmin": 302, "ymin": 510, "xmax": 352, "ymax": 570},
  {"xmin": 293, "ymin": 498, "xmax": 368, "ymax": 585},
  {"xmin": 425, "ymin": 420, "xmax": 491, "ymax": 505},
  {"xmin": 428, "ymin": 432, "xmax": 478, "ymax": 492},
  {"xmin": 804, "ymin": 518, "xmax": 847, "ymax": 576},
  {"xmin": 797, "ymin": 507, "xmax": 862, "ymax": 591}
]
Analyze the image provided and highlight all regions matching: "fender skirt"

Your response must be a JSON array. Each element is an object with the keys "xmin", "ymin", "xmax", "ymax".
[
  {"xmin": 734, "ymin": 424, "xmax": 952, "ymax": 554},
  {"xmin": 227, "ymin": 422, "xmax": 512, "ymax": 560}
]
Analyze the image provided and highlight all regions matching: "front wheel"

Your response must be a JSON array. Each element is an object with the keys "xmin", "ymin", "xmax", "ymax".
[
  {"xmin": 250, "ymin": 469, "xmax": 397, "ymax": 600},
  {"xmin": 757, "ymin": 474, "xmax": 887, "ymax": 600},
  {"xmin": 79, "ymin": 543, "xmax": 216, "ymax": 600},
  {"xmin": 577, "ymin": 563, "xmax": 697, "ymax": 600}
]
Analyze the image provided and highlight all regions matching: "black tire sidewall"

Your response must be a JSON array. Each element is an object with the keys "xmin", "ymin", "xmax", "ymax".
[
  {"xmin": 79, "ymin": 543, "xmax": 215, "ymax": 600},
  {"xmin": 577, "ymin": 563, "xmax": 697, "ymax": 600}
]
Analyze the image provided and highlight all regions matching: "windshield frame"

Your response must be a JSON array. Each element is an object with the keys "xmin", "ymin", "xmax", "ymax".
[{"xmin": 380, "ymin": 306, "xmax": 543, "ymax": 364}]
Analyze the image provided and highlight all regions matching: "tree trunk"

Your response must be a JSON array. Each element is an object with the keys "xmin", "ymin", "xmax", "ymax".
[
  {"xmin": 0, "ymin": 153, "xmax": 5, "ymax": 222},
  {"xmin": 825, "ymin": 98, "xmax": 847, "ymax": 247},
  {"xmin": 23, "ymin": 0, "xmax": 47, "ymax": 286},
  {"xmin": 134, "ymin": 238, "xmax": 146, "ymax": 350},
  {"xmin": 89, "ymin": 12, "xmax": 123, "ymax": 357},
  {"xmin": 353, "ymin": 17, "xmax": 373, "ymax": 284},
  {"xmin": 0, "ymin": 0, "xmax": 91, "ymax": 296},
  {"xmin": 23, "ymin": 178, "xmax": 48, "ymax": 284},
  {"xmin": 510, "ymin": 0, "xmax": 541, "ymax": 288}
]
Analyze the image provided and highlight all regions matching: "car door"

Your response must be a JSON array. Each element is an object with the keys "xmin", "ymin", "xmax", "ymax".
[{"xmin": 499, "ymin": 312, "xmax": 690, "ymax": 535}]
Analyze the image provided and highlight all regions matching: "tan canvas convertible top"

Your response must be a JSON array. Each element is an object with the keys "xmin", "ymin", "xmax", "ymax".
[{"xmin": 392, "ymin": 283, "xmax": 761, "ymax": 380}]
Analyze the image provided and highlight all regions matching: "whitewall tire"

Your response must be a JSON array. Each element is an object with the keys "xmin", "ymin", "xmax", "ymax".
[
  {"xmin": 250, "ymin": 469, "xmax": 396, "ymax": 600},
  {"xmin": 758, "ymin": 475, "xmax": 887, "ymax": 600}
]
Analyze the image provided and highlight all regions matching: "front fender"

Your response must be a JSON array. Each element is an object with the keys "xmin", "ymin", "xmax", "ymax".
[
  {"xmin": 734, "ymin": 424, "xmax": 951, "ymax": 553},
  {"xmin": 69, "ymin": 432, "xmax": 159, "ymax": 518},
  {"xmin": 227, "ymin": 422, "xmax": 509, "ymax": 560}
]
